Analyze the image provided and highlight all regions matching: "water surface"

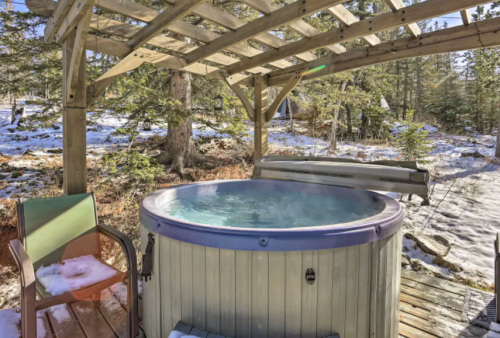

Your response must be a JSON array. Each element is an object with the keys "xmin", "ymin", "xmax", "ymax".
[{"xmin": 161, "ymin": 190, "xmax": 383, "ymax": 229}]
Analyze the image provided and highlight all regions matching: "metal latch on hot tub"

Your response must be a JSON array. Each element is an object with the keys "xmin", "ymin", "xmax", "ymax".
[
  {"xmin": 141, "ymin": 233, "xmax": 155, "ymax": 282},
  {"xmin": 305, "ymin": 268, "xmax": 316, "ymax": 285}
]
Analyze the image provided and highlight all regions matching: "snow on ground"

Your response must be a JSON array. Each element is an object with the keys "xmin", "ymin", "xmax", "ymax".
[{"xmin": 1, "ymin": 104, "xmax": 500, "ymax": 288}]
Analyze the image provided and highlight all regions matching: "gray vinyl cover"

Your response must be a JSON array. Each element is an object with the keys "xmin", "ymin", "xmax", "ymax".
[{"xmin": 253, "ymin": 155, "xmax": 430, "ymax": 205}]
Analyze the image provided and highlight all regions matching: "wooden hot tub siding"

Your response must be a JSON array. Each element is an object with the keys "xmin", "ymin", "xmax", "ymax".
[{"xmin": 141, "ymin": 224, "xmax": 402, "ymax": 338}]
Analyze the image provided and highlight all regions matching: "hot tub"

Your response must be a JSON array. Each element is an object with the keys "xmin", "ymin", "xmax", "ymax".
[{"xmin": 140, "ymin": 179, "xmax": 403, "ymax": 338}]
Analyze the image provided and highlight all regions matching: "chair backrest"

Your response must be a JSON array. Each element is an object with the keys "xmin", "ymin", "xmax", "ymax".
[{"xmin": 17, "ymin": 193, "xmax": 100, "ymax": 270}]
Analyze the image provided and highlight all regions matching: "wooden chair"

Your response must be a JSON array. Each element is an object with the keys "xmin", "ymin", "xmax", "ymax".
[{"xmin": 9, "ymin": 192, "xmax": 139, "ymax": 338}]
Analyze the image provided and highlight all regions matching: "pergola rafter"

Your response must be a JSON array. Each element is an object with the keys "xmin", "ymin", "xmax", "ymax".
[
  {"xmin": 185, "ymin": 0, "xmax": 349, "ymax": 64},
  {"xmin": 383, "ymin": 0, "xmax": 421, "ymax": 37},
  {"xmin": 25, "ymin": 0, "xmax": 499, "ymax": 194},
  {"xmin": 327, "ymin": 5, "xmax": 380, "ymax": 46},
  {"xmin": 220, "ymin": 0, "xmax": 492, "ymax": 76},
  {"xmin": 239, "ymin": 0, "xmax": 346, "ymax": 55}
]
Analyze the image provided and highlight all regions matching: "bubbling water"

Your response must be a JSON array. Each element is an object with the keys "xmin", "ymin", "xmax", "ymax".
[{"xmin": 161, "ymin": 190, "xmax": 384, "ymax": 229}]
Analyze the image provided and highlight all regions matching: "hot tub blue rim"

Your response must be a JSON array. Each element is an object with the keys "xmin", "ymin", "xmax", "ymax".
[{"xmin": 140, "ymin": 179, "xmax": 404, "ymax": 251}]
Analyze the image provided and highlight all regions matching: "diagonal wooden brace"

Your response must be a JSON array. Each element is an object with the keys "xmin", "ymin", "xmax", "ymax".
[
  {"xmin": 265, "ymin": 71, "xmax": 302, "ymax": 122},
  {"xmin": 86, "ymin": 50, "xmax": 149, "ymax": 105},
  {"xmin": 222, "ymin": 76, "xmax": 255, "ymax": 121}
]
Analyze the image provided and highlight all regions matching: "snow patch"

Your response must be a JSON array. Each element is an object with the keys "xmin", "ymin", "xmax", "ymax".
[
  {"xmin": 36, "ymin": 255, "xmax": 117, "ymax": 295},
  {"xmin": 0, "ymin": 308, "xmax": 21, "ymax": 338}
]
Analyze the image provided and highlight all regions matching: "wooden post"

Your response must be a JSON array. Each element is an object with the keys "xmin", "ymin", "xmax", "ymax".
[
  {"xmin": 254, "ymin": 74, "xmax": 268, "ymax": 161},
  {"xmin": 62, "ymin": 32, "xmax": 87, "ymax": 195}
]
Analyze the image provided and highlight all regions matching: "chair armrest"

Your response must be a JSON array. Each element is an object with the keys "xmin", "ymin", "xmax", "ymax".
[
  {"xmin": 9, "ymin": 239, "xmax": 37, "ymax": 338},
  {"xmin": 496, "ymin": 232, "xmax": 500, "ymax": 257},
  {"xmin": 97, "ymin": 224, "xmax": 139, "ymax": 338},
  {"xmin": 97, "ymin": 224, "xmax": 138, "ymax": 273}
]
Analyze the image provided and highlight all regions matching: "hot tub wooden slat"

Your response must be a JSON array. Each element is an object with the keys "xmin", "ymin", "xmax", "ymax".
[
  {"xmin": 160, "ymin": 235, "xmax": 174, "ymax": 335},
  {"xmin": 392, "ymin": 231, "xmax": 403, "ymax": 338},
  {"xmin": 331, "ymin": 247, "xmax": 347, "ymax": 337},
  {"xmin": 268, "ymin": 251, "xmax": 286, "ymax": 338},
  {"xmin": 357, "ymin": 243, "xmax": 371, "ymax": 338},
  {"xmin": 376, "ymin": 235, "xmax": 390, "ymax": 338},
  {"xmin": 369, "ymin": 239, "xmax": 380, "ymax": 338},
  {"xmin": 206, "ymin": 247, "xmax": 221, "ymax": 334},
  {"xmin": 301, "ymin": 250, "xmax": 319, "ymax": 338},
  {"xmin": 345, "ymin": 246, "xmax": 360, "ymax": 338},
  {"xmin": 316, "ymin": 249, "xmax": 334, "ymax": 337},
  {"xmin": 235, "ymin": 251, "xmax": 251, "ymax": 338},
  {"xmin": 251, "ymin": 251, "xmax": 269, "ymax": 338},
  {"xmin": 181, "ymin": 242, "xmax": 194, "ymax": 326},
  {"xmin": 170, "ymin": 240, "xmax": 183, "ymax": 326},
  {"xmin": 285, "ymin": 251, "xmax": 302, "ymax": 337},
  {"xmin": 220, "ymin": 249, "xmax": 236, "ymax": 337},
  {"xmin": 193, "ymin": 244, "xmax": 207, "ymax": 330}
]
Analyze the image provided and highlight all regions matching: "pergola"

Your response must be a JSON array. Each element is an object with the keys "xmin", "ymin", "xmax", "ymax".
[{"xmin": 25, "ymin": 0, "xmax": 500, "ymax": 195}]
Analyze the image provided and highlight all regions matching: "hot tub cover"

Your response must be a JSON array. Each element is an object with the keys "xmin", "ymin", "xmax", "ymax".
[{"xmin": 140, "ymin": 179, "xmax": 403, "ymax": 251}]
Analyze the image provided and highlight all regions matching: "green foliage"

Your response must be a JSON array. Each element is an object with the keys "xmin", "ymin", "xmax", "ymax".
[
  {"xmin": 103, "ymin": 150, "xmax": 163, "ymax": 187},
  {"xmin": 394, "ymin": 111, "xmax": 432, "ymax": 162}
]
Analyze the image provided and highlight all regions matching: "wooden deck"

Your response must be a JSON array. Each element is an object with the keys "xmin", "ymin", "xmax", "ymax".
[
  {"xmin": 399, "ymin": 269, "xmax": 494, "ymax": 338},
  {"xmin": 34, "ymin": 271, "xmax": 494, "ymax": 338}
]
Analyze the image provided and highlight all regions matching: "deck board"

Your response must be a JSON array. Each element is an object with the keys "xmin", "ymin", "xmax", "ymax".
[
  {"xmin": 399, "ymin": 269, "xmax": 490, "ymax": 338},
  {"xmin": 46, "ymin": 304, "xmax": 87, "ymax": 338},
  {"xmin": 71, "ymin": 299, "xmax": 117, "ymax": 338}
]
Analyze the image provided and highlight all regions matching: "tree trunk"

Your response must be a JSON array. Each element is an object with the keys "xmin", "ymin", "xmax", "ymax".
[
  {"xmin": 329, "ymin": 81, "xmax": 347, "ymax": 152},
  {"xmin": 416, "ymin": 57, "xmax": 422, "ymax": 119},
  {"xmin": 287, "ymin": 98, "xmax": 294, "ymax": 133},
  {"xmin": 360, "ymin": 113, "xmax": 369, "ymax": 140},
  {"xmin": 396, "ymin": 61, "xmax": 401, "ymax": 119},
  {"xmin": 403, "ymin": 60, "xmax": 409, "ymax": 120},
  {"xmin": 346, "ymin": 104, "xmax": 353, "ymax": 138},
  {"xmin": 158, "ymin": 69, "xmax": 197, "ymax": 175},
  {"xmin": 496, "ymin": 114, "xmax": 500, "ymax": 158}
]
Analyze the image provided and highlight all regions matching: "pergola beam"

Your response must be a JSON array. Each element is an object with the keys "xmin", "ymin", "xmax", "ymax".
[
  {"xmin": 253, "ymin": 74, "xmax": 269, "ymax": 160},
  {"xmin": 67, "ymin": 3, "xmax": 93, "ymax": 102},
  {"xmin": 185, "ymin": 0, "xmax": 349, "ymax": 64},
  {"xmin": 126, "ymin": 0, "xmax": 207, "ymax": 50},
  {"xmin": 62, "ymin": 20, "xmax": 87, "ymax": 194},
  {"xmin": 55, "ymin": 0, "xmax": 93, "ymax": 43},
  {"xmin": 384, "ymin": 0, "xmax": 421, "ymax": 37},
  {"xmin": 327, "ymin": 5, "xmax": 380, "ymax": 46},
  {"xmin": 221, "ymin": 0, "xmax": 492, "ymax": 76},
  {"xmin": 461, "ymin": 9, "xmax": 472, "ymax": 26},
  {"xmin": 264, "ymin": 16, "xmax": 500, "ymax": 87},
  {"xmin": 239, "ymin": 0, "xmax": 346, "ymax": 55},
  {"xmin": 44, "ymin": 0, "xmax": 74, "ymax": 42}
]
